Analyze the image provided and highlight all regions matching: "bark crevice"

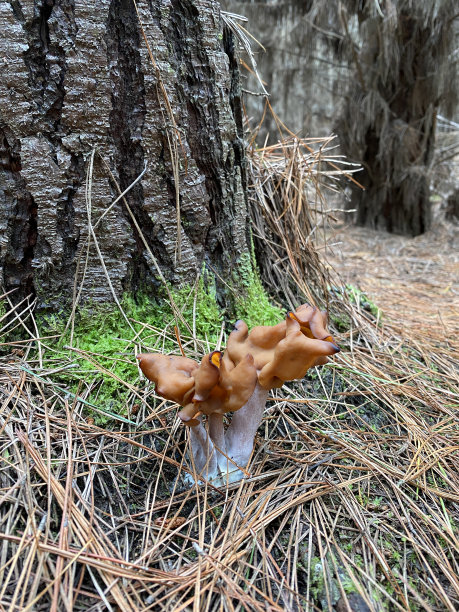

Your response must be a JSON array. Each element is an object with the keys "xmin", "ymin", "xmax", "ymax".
[
  {"xmin": 0, "ymin": 128, "xmax": 37, "ymax": 298},
  {"xmin": 169, "ymin": 0, "xmax": 225, "ymax": 226},
  {"xmin": 106, "ymin": 0, "xmax": 158, "ymax": 293},
  {"xmin": 23, "ymin": 0, "xmax": 69, "ymax": 140}
]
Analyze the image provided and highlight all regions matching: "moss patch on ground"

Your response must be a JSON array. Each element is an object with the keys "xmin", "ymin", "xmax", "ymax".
[{"xmin": 28, "ymin": 266, "xmax": 284, "ymax": 425}]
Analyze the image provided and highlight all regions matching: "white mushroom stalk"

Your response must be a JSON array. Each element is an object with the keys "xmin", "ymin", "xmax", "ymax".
[
  {"xmin": 137, "ymin": 304, "xmax": 340, "ymax": 487},
  {"xmin": 184, "ymin": 383, "xmax": 269, "ymax": 486},
  {"xmin": 223, "ymin": 383, "xmax": 269, "ymax": 480}
]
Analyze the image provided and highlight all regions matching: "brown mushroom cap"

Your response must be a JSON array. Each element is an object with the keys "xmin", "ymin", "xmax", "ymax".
[
  {"xmin": 137, "ymin": 303, "xmax": 338, "ymax": 427},
  {"xmin": 193, "ymin": 351, "xmax": 222, "ymax": 402},
  {"xmin": 137, "ymin": 354, "xmax": 198, "ymax": 404},
  {"xmin": 257, "ymin": 314, "xmax": 340, "ymax": 389},
  {"xmin": 178, "ymin": 352, "xmax": 257, "ymax": 421},
  {"xmin": 207, "ymin": 353, "xmax": 258, "ymax": 414},
  {"xmin": 137, "ymin": 350, "xmax": 257, "ymax": 427},
  {"xmin": 176, "ymin": 402, "xmax": 202, "ymax": 426},
  {"xmin": 224, "ymin": 304, "xmax": 338, "ymax": 390},
  {"xmin": 226, "ymin": 319, "xmax": 282, "ymax": 371},
  {"xmin": 290, "ymin": 304, "xmax": 332, "ymax": 342},
  {"xmin": 178, "ymin": 351, "xmax": 224, "ymax": 426}
]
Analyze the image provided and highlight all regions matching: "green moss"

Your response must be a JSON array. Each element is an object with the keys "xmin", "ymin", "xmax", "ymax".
[
  {"xmin": 232, "ymin": 252, "xmax": 284, "ymax": 328},
  {"xmin": 36, "ymin": 282, "xmax": 225, "ymax": 425},
  {"xmin": 185, "ymin": 549, "xmax": 197, "ymax": 561},
  {"xmin": 166, "ymin": 276, "xmax": 223, "ymax": 340},
  {"xmin": 330, "ymin": 311, "xmax": 351, "ymax": 333},
  {"xmin": 39, "ymin": 304, "xmax": 142, "ymax": 425},
  {"xmin": 309, "ymin": 556, "xmax": 340, "ymax": 608},
  {"xmin": 341, "ymin": 574, "xmax": 359, "ymax": 595},
  {"xmin": 345, "ymin": 284, "xmax": 381, "ymax": 318},
  {"xmin": 213, "ymin": 506, "xmax": 223, "ymax": 518}
]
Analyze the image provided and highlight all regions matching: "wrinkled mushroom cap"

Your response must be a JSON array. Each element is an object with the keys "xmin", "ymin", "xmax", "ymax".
[
  {"xmin": 258, "ymin": 314, "xmax": 339, "ymax": 389},
  {"xmin": 226, "ymin": 319, "xmax": 289, "ymax": 371},
  {"xmin": 225, "ymin": 304, "xmax": 339, "ymax": 389},
  {"xmin": 193, "ymin": 351, "xmax": 222, "ymax": 402},
  {"xmin": 290, "ymin": 304, "xmax": 332, "ymax": 342},
  {"xmin": 178, "ymin": 351, "xmax": 257, "ymax": 423},
  {"xmin": 137, "ymin": 303, "xmax": 338, "ymax": 426},
  {"xmin": 137, "ymin": 353, "xmax": 197, "ymax": 404},
  {"xmin": 137, "ymin": 350, "xmax": 258, "ymax": 427},
  {"xmin": 208, "ymin": 353, "xmax": 258, "ymax": 414}
]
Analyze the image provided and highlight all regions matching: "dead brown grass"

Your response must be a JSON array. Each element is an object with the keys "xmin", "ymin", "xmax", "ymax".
[
  {"xmin": 1, "ymin": 245, "xmax": 458, "ymax": 611},
  {"xmin": 327, "ymin": 222, "xmax": 459, "ymax": 342}
]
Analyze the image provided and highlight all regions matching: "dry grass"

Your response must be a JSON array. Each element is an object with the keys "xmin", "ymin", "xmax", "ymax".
[
  {"xmin": 0, "ymin": 139, "xmax": 458, "ymax": 610},
  {"xmin": 247, "ymin": 132, "xmax": 361, "ymax": 311},
  {"xmin": 1, "ymin": 275, "xmax": 458, "ymax": 611},
  {"xmin": 326, "ymin": 221, "xmax": 459, "ymax": 342}
]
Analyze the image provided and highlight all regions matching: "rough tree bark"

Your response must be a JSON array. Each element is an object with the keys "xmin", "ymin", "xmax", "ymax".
[
  {"xmin": 0, "ymin": 0, "xmax": 251, "ymax": 311},
  {"xmin": 336, "ymin": 0, "xmax": 457, "ymax": 236}
]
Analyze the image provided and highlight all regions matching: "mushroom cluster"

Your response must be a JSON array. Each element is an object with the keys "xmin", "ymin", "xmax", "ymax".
[{"xmin": 137, "ymin": 304, "xmax": 339, "ymax": 486}]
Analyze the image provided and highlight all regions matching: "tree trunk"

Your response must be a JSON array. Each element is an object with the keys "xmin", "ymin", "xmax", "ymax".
[
  {"xmin": 0, "ymin": 0, "xmax": 251, "ymax": 311},
  {"xmin": 336, "ymin": 1, "xmax": 456, "ymax": 236},
  {"xmin": 222, "ymin": 0, "xmax": 334, "ymax": 141}
]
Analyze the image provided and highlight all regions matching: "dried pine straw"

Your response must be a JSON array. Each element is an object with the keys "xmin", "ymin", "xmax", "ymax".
[
  {"xmin": 0, "ymin": 151, "xmax": 458, "ymax": 610},
  {"xmin": 247, "ymin": 134, "xmax": 361, "ymax": 310}
]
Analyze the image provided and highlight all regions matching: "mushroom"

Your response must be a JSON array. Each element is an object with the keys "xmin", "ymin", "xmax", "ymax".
[
  {"xmin": 137, "ymin": 304, "xmax": 339, "ymax": 486},
  {"xmin": 223, "ymin": 307, "xmax": 339, "ymax": 479},
  {"xmin": 137, "ymin": 350, "xmax": 258, "ymax": 482}
]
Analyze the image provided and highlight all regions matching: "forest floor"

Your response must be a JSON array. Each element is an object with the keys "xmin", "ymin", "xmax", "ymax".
[
  {"xmin": 0, "ymin": 216, "xmax": 458, "ymax": 611},
  {"xmin": 327, "ymin": 218, "xmax": 459, "ymax": 342}
]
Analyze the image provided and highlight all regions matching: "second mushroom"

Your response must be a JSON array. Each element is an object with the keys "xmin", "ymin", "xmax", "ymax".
[{"xmin": 137, "ymin": 304, "xmax": 339, "ymax": 486}]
